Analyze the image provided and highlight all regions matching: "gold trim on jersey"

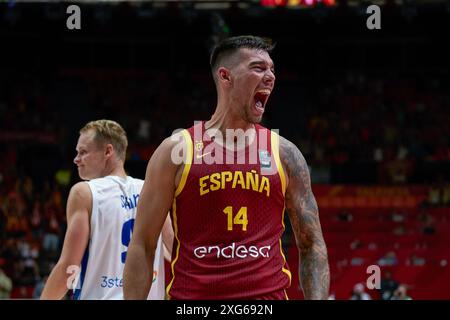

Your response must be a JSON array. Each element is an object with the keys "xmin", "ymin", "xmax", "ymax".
[
  {"xmin": 174, "ymin": 129, "xmax": 193, "ymax": 197},
  {"xmin": 271, "ymin": 131, "xmax": 292, "ymax": 287},
  {"xmin": 166, "ymin": 199, "xmax": 180, "ymax": 300},
  {"xmin": 271, "ymin": 131, "xmax": 286, "ymax": 195},
  {"xmin": 167, "ymin": 129, "xmax": 192, "ymax": 299},
  {"xmin": 279, "ymin": 204, "xmax": 292, "ymax": 286}
]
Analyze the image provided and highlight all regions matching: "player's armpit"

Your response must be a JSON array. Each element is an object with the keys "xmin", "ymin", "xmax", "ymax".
[{"xmin": 279, "ymin": 137, "xmax": 330, "ymax": 300}]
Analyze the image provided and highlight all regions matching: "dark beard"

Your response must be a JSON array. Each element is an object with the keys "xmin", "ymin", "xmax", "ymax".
[{"xmin": 244, "ymin": 104, "xmax": 262, "ymax": 124}]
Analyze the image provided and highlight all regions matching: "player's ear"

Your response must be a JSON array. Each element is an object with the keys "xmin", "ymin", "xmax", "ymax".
[
  {"xmin": 105, "ymin": 143, "xmax": 114, "ymax": 158},
  {"xmin": 217, "ymin": 67, "xmax": 231, "ymax": 84}
]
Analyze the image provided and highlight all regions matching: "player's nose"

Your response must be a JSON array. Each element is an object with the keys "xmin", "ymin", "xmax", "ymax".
[{"xmin": 263, "ymin": 70, "xmax": 275, "ymax": 86}]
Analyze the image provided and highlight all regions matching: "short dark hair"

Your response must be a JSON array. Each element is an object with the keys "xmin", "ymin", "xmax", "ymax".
[{"xmin": 210, "ymin": 35, "xmax": 275, "ymax": 72}]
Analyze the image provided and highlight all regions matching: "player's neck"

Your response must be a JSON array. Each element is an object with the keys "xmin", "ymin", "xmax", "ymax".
[
  {"xmin": 207, "ymin": 103, "xmax": 254, "ymax": 134},
  {"xmin": 206, "ymin": 106, "xmax": 256, "ymax": 152},
  {"xmin": 104, "ymin": 162, "xmax": 127, "ymax": 179}
]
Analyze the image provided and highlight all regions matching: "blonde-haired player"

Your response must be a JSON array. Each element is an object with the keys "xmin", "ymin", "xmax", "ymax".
[{"xmin": 41, "ymin": 119, "xmax": 173, "ymax": 300}]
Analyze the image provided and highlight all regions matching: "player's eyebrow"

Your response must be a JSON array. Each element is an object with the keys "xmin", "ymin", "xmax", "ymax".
[{"xmin": 249, "ymin": 60, "xmax": 275, "ymax": 71}]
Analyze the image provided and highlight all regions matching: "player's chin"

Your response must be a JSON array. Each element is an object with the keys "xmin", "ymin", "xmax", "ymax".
[
  {"xmin": 255, "ymin": 115, "xmax": 264, "ymax": 123},
  {"xmin": 77, "ymin": 169, "xmax": 90, "ymax": 181},
  {"xmin": 247, "ymin": 115, "xmax": 263, "ymax": 124},
  {"xmin": 247, "ymin": 108, "xmax": 264, "ymax": 124}
]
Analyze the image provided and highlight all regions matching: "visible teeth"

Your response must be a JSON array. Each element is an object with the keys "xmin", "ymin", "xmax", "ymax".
[
  {"xmin": 256, "ymin": 101, "xmax": 263, "ymax": 108},
  {"xmin": 256, "ymin": 89, "xmax": 271, "ymax": 95}
]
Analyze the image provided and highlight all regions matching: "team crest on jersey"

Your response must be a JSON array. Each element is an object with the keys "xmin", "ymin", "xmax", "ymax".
[
  {"xmin": 259, "ymin": 150, "xmax": 271, "ymax": 169},
  {"xmin": 195, "ymin": 140, "xmax": 204, "ymax": 152}
]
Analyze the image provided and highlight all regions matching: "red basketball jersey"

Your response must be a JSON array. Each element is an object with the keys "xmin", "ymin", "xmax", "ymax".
[{"xmin": 167, "ymin": 121, "xmax": 291, "ymax": 299}]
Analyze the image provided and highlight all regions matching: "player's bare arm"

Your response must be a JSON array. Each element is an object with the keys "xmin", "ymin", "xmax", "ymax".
[
  {"xmin": 279, "ymin": 136, "xmax": 330, "ymax": 300},
  {"xmin": 123, "ymin": 133, "xmax": 184, "ymax": 299},
  {"xmin": 40, "ymin": 182, "xmax": 91, "ymax": 299}
]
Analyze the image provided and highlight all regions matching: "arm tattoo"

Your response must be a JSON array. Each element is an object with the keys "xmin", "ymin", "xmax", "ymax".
[{"xmin": 279, "ymin": 137, "xmax": 330, "ymax": 300}]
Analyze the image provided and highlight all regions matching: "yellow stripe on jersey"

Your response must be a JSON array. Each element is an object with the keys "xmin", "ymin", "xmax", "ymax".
[
  {"xmin": 279, "ymin": 237, "xmax": 292, "ymax": 286},
  {"xmin": 167, "ymin": 129, "xmax": 192, "ymax": 299},
  {"xmin": 271, "ymin": 131, "xmax": 286, "ymax": 195},
  {"xmin": 166, "ymin": 199, "xmax": 180, "ymax": 300},
  {"xmin": 279, "ymin": 203, "xmax": 292, "ymax": 287},
  {"xmin": 271, "ymin": 131, "xmax": 291, "ymax": 287},
  {"xmin": 174, "ymin": 129, "xmax": 193, "ymax": 197}
]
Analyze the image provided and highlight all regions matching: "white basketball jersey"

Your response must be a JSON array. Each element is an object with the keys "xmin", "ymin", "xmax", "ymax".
[{"xmin": 73, "ymin": 176, "xmax": 165, "ymax": 300}]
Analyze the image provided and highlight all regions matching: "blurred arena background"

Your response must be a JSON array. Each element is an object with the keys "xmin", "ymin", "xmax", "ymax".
[{"xmin": 0, "ymin": 0, "xmax": 449, "ymax": 299}]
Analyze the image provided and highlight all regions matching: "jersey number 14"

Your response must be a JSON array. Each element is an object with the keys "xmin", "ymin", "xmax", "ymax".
[{"xmin": 223, "ymin": 206, "xmax": 248, "ymax": 231}]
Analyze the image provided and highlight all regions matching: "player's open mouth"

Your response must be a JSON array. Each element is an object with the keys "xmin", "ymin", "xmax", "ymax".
[{"xmin": 253, "ymin": 89, "xmax": 271, "ymax": 115}]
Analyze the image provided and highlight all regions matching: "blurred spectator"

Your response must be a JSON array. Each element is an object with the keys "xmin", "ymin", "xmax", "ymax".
[
  {"xmin": 350, "ymin": 283, "xmax": 372, "ymax": 300},
  {"xmin": 374, "ymin": 147, "xmax": 383, "ymax": 162},
  {"xmin": 391, "ymin": 210, "xmax": 405, "ymax": 222},
  {"xmin": 20, "ymin": 176, "xmax": 34, "ymax": 205},
  {"xmin": 393, "ymin": 224, "xmax": 406, "ymax": 236},
  {"xmin": 42, "ymin": 211, "xmax": 60, "ymax": 254},
  {"xmin": 379, "ymin": 271, "xmax": 399, "ymax": 300},
  {"xmin": 33, "ymin": 276, "xmax": 48, "ymax": 299},
  {"xmin": 390, "ymin": 284, "xmax": 412, "ymax": 300},
  {"xmin": 0, "ymin": 207, "xmax": 5, "ymax": 241},
  {"xmin": 378, "ymin": 251, "xmax": 398, "ymax": 266},
  {"xmin": 4, "ymin": 198, "xmax": 29, "ymax": 239},
  {"xmin": 55, "ymin": 169, "xmax": 71, "ymax": 188},
  {"xmin": 350, "ymin": 257, "xmax": 364, "ymax": 266},
  {"xmin": 30, "ymin": 201, "xmax": 43, "ymax": 241},
  {"xmin": 337, "ymin": 210, "xmax": 353, "ymax": 222},
  {"xmin": 428, "ymin": 185, "xmax": 441, "ymax": 207},
  {"xmin": 419, "ymin": 213, "xmax": 436, "ymax": 235},
  {"xmin": 15, "ymin": 286, "xmax": 30, "ymax": 299},
  {"xmin": 407, "ymin": 254, "xmax": 426, "ymax": 266},
  {"xmin": 17, "ymin": 238, "xmax": 39, "ymax": 286},
  {"xmin": 137, "ymin": 119, "xmax": 151, "ymax": 141},
  {"xmin": 350, "ymin": 238, "xmax": 362, "ymax": 250},
  {"xmin": 368, "ymin": 242, "xmax": 378, "ymax": 250},
  {"xmin": 0, "ymin": 267, "xmax": 13, "ymax": 299},
  {"xmin": 443, "ymin": 184, "xmax": 450, "ymax": 206},
  {"xmin": 385, "ymin": 159, "xmax": 414, "ymax": 184}
]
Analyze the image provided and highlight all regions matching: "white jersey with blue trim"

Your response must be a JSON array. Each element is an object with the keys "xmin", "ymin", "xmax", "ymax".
[{"xmin": 73, "ymin": 175, "xmax": 165, "ymax": 300}]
